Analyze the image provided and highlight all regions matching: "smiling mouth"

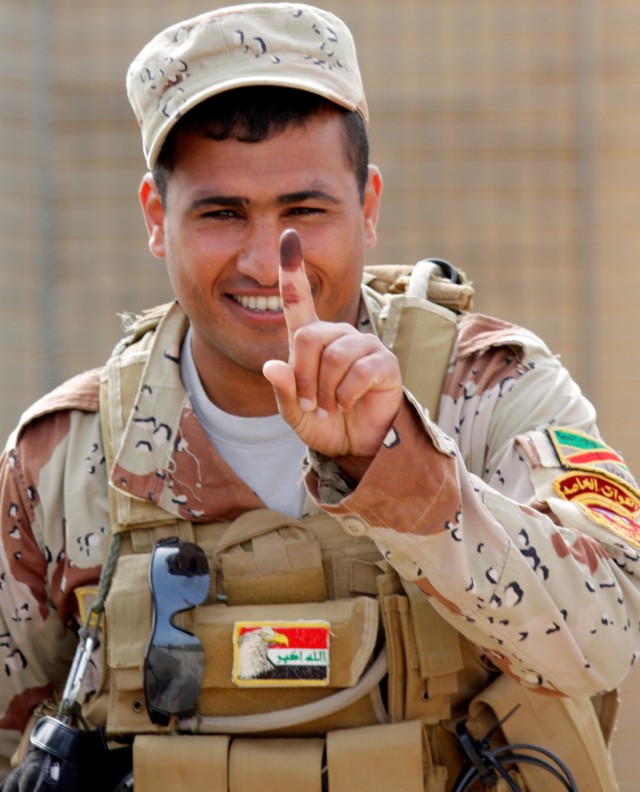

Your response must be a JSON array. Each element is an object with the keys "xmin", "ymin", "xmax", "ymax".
[{"xmin": 233, "ymin": 294, "xmax": 283, "ymax": 312}]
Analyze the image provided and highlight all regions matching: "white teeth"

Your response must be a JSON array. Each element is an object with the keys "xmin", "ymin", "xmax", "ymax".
[{"xmin": 234, "ymin": 295, "xmax": 283, "ymax": 312}]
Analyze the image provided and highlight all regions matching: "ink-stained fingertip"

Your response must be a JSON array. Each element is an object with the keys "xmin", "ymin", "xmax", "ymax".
[{"xmin": 280, "ymin": 228, "xmax": 303, "ymax": 272}]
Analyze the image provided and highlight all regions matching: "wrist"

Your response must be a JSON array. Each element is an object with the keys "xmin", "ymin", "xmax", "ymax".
[{"xmin": 333, "ymin": 453, "xmax": 373, "ymax": 482}]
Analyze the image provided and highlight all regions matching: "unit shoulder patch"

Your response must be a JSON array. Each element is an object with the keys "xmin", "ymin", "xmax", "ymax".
[
  {"xmin": 553, "ymin": 471, "xmax": 640, "ymax": 548},
  {"xmin": 547, "ymin": 427, "xmax": 636, "ymax": 488}
]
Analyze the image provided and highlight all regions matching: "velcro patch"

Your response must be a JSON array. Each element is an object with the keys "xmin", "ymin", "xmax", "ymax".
[
  {"xmin": 547, "ymin": 427, "xmax": 635, "ymax": 487},
  {"xmin": 75, "ymin": 586, "xmax": 99, "ymax": 629},
  {"xmin": 553, "ymin": 471, "xmax": 640, "ymax": 548},
  {"xmin": 232, "ymin": 620, "xmax": 330, "ymax": 687}
]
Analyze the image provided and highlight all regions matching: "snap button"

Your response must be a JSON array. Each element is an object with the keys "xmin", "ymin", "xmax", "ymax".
[{"xmin": 342, "ymin": 515, "xmax": 367, "ymax": 537}]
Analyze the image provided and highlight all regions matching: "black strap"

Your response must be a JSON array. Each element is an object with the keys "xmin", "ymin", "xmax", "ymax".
[{"xmin": 452, "ymin": 721, "xmax": 578, "ymax": 791}]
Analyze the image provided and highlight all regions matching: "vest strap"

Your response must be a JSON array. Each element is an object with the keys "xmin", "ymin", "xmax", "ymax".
[{"xmin": 378, "ymin": 295, "xmax": 457, "ymax": 420}]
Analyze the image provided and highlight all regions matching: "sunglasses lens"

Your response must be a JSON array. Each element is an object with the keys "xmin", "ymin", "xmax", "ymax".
[
  {"xmin": 145, "ymin": 643, "xmax": 205, "ymax": 721},
  {"xmin": 144, "ymin": 538, "xmax": 210, "ymax": 725}
]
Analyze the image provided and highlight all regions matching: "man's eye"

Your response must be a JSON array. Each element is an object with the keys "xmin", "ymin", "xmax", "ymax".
[
  {"xmin": 201, "ymin": 209, "xmax": 240, "ymax": 219},
  {"xmin": 288, "ymin": 206, "xmax": 323, "ymax": 216}
]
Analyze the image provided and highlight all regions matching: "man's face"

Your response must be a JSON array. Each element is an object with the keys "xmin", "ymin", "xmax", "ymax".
[{"xmin": 140, "ymin": 108, "xmax": 382, "ymax": 412}]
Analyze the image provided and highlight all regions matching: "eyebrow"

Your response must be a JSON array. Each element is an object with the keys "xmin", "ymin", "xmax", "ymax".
[
  {"xmin": 189, "ymin": 189, "xmax": 341, "ymax": 213},
  {"xmin": 189, "ymin": 195, "xmax": 247, "ymax": 212},
  {"xmin": 277, "ymin": 189, "xmax": 341, "ymax": 206}
]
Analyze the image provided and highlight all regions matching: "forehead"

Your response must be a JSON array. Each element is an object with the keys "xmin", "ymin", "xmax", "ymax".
[
  {"xmin": 167, "ymin": 111, "xmax": 354, "ymax": 187},
  {"xmin": 176, "ymin": 102, "xmax": 346, "ymax": 151}
]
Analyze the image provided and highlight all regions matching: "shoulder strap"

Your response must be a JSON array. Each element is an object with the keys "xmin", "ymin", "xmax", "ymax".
[
  {"xmin": 364, "ymin": 258, "xmax": 474, "ymax": 313},
  {"xmin": 111, "ymin": 302, "xmax": 175, "ymax": 356},
  {"xmin": 364, "ymin": 259, "xmax": 474, "ymax": 420},
  {"xmin": 100, "ymin": 303, "xmax": 178, "ymax": 532}
]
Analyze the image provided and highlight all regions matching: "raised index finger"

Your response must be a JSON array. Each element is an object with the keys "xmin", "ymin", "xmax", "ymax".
[{"xmin": 280, "ymin": 229, "xmax": 319, "ymax": 346}]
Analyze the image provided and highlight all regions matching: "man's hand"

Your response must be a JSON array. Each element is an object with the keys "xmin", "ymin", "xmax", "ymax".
[{"xmin": 262, "ymin": 229, "xmax": 403, "ymax": 471}]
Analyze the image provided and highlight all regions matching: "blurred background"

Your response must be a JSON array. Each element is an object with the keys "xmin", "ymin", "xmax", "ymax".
[{"xmin": 1, "ymin": 0, "xmax": 638, "ymax": 784}]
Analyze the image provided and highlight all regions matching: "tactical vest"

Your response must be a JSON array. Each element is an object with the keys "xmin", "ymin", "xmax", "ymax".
[{"xmin": 91, "ymin": 263, "xmax": 617, "ymax": 791}]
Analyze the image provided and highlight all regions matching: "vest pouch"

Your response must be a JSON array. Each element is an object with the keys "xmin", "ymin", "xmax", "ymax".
[
  {"xmin": 134, "ymin": 722, "xmax": 442, "ymax": 792},
  {"xmin": 213, "ymin": 510, "xmax": 328, "ymax": 605}
]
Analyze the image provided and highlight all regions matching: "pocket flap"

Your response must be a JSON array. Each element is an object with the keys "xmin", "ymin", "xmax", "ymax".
[{"xmin": 195, "ymin": 596, "xmax": 379, "ymax": 689}]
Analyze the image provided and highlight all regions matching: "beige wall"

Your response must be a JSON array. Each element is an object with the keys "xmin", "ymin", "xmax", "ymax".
[{"xmin": 1, "ymin": 0, "xmax": 639, "ymax": 785}]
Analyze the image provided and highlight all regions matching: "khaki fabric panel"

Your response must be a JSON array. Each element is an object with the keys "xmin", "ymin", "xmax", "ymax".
[
  {"xmin": 134, "ymin": 734, "xmax": 229, "ymax": 791},
  {"xmin": 327, "ymin": 720, "xmax": 425, "ymax": 792},
  {"xmin": 223, "ymin": 566, "xmax": 328, "ymax": 606},
  {"xmin": 196, "ymin": 686, "xmax": 385, "ymax": 737},
  {"xmin": 229, "ymin": 738, "xmax": 324, "ymax": 792}
]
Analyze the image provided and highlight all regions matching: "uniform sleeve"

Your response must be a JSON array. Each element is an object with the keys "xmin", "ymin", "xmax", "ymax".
[
  {"xmin": 305, "ymin": 339, "xmax": 640, "ymax": 700},
  {"xmin": 0, "ymin": 448, "xmax": 59, "ymax": 778},
  {"xmin": 0, "ymin": 409, "xmax": 100, "ymax": 780}
]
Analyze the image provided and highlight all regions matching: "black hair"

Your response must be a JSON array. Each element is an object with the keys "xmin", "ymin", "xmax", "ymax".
[{"xmin": 153, "ymin": 86, "xmax": 369, "ymax": 205}]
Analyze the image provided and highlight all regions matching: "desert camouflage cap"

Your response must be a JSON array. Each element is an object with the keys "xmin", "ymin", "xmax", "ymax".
[{"xmin": 126, "ymin": 3, "xmax": 368, "ymax": 169}]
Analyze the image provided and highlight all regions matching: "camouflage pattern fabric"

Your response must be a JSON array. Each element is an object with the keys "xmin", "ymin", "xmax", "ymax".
[{"xmin": 0, "ymin": 297, "xmax": 638, "ymax": 780}]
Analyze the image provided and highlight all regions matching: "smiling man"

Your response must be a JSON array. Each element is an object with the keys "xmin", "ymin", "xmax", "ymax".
[
  {"xmin": 140, "ymin": 92, "xmax": 382, "ymax": 418},
  {"xmin": 0, "ymin": 4, "xmax": 638, "ymax": 791}
]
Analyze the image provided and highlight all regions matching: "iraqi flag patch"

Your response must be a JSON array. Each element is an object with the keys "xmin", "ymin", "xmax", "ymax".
[
  {"xmin": 553, "ymin": 471, "xmax": 640, "ymax": 549},
  {"xmin": 232, "ymin": 620, "xmax": 330, "ymax": 687}
]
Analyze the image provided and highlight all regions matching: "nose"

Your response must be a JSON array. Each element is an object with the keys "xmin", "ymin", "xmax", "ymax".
[{"xmin": 236, "ymin": 220, "xmax": 281, "ymax": 286}]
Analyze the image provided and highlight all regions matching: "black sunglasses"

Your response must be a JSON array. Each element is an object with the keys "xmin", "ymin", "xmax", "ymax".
[{"xmin": 143, "ymin": 537, "xmax": 210, "ymax": 726}]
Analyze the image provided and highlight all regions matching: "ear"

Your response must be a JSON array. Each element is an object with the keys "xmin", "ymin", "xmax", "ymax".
[
  {"xmin": 139, "ymin": 173, "xmax": 166, "ymax": 259},
  {"xmin": 363, "ymin": 165, "xmax": 383, "ymax": 251}
]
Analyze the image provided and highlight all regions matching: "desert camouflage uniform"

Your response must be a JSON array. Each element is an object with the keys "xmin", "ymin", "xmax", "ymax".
[{"xmin": 1, "ymin": 295, "xmax": 639, "ymax": 781}]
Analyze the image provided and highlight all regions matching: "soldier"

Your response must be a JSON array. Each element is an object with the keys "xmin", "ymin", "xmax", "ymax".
[{"xmin": 1, "ymin": 3, "xmax": 638, "ymax": 790}]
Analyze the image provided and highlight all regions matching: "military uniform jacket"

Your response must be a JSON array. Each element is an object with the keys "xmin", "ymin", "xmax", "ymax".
[{"xmin": 1, "ymin": 295, "xmax": 639, "ymax": 779}]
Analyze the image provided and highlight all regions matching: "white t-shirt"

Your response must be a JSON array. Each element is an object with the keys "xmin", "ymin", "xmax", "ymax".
[{"xmin": 180, "ymin": 328, "xmax": 307, "ymax": 517}]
